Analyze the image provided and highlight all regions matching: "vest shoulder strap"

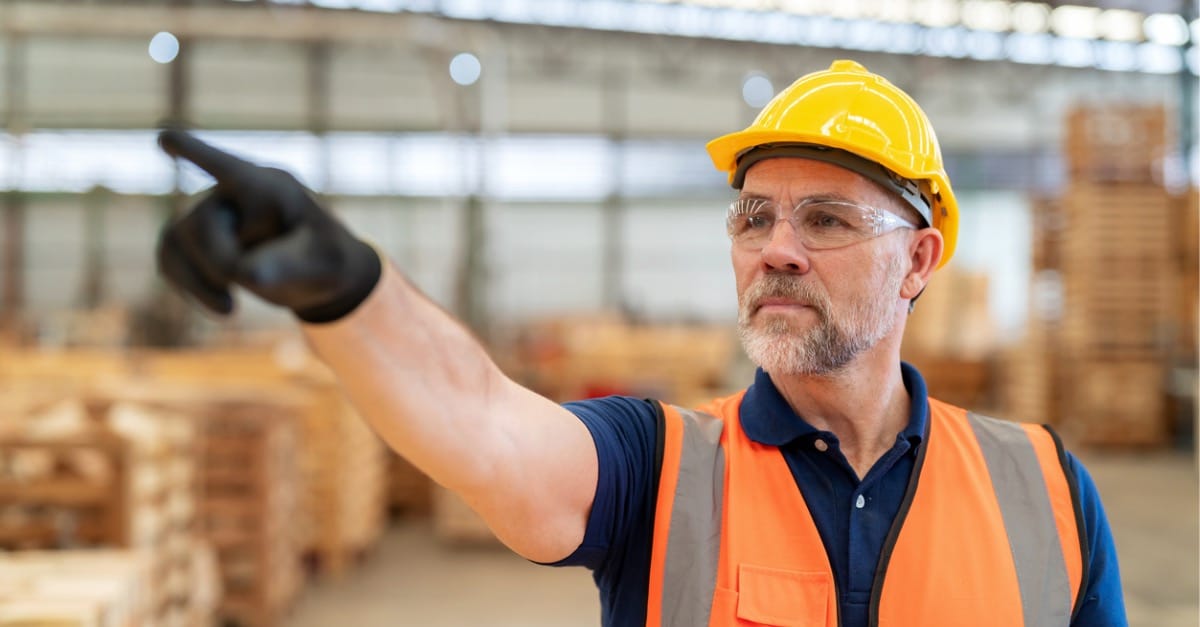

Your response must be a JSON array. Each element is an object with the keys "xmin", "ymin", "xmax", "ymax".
[
  {"xmin": 647, "ymin": 401, "xmax": 727, "ymax": 627},
  {"xmin": 965, "ymin": 410, "xmax": 1089, "ymax": 621}
]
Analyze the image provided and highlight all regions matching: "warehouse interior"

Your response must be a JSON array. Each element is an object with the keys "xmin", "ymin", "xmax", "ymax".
[{"xmin": 0, "ymin": 0, "xmax": 1197, "ymax": 625}]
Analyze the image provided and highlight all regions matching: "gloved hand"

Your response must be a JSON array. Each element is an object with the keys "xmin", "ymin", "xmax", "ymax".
[{"xmin": 156, "ymin": 130, "xmax": 381, "ymax": 323}]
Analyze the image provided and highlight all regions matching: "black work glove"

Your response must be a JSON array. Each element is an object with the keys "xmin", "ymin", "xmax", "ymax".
[{"xmin": 156, "ymin": 130, "xmax": 382, "ymax": 323}]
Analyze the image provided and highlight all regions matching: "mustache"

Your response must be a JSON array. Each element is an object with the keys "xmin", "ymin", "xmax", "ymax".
[{"xmin": 744, "ymin": 274, "xmax": 828, "ymax": 316}]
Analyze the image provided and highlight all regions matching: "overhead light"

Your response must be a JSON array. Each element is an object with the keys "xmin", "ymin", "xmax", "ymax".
[
  {"xmin": 829, "ymin": 0, "xmax": 863, "ymax": 20},
  {"xmin": 961, "ymin": 0, "xmax": 1009, "ymax": 32},
  {"xmin": 1053, "ymin": 37, "xmax": 1094, "ymax": 67},
  {"xmin": 742, "ymin": 72, "xmax": 774, "ymax": 108},
  {"xmin": 776, "ymin": 0, "xmax": 821, "ymax": 16},
  {"xmin": 873, "ymin": 0, "xmax": 911, "ymax": 24},
  {"xmin": 923, "ymin": 27, "xmax": 966, "ymax": 58},
  {"xmin": 1138, "ymin": 42, "xmax": 1184, "ymax": 74},
  {"xmin": 448, "ymin": 52, "xmax": 482, "ymax": 86},
  {"xmin": 1143, "ymin": 13, "xmax": 1189, "ymax": 47},
  {"xmin": 727, "ymin": 0, "xmax": 772, "ymax": 10},
  {"xmin": 1050, "ymin": 5, "xmax": 1100, "ymax": 40},
  {"xmin": 1096, "ymin": 40, "xmax": 1139, "ymax": 72},
  {"xmin": 148, "ymin": 32, "xmax": 180, "ymax": 64},
  {"xmin": 1006, "ymin": 32, "xmax": 1054, "ymax": 64},
  {"xmin": 914, "ymin": 0, "xmax": 959, "ymax": 28},
  {"xmin": 846, "ymin": 20, "xmax": 889, "ymax": 51},
  {"xmin": 964, "ymin": 30, "xmax": 1006, "ymax": 60},
  {"xmin": 882, "ymin": 23, "xmax": 923, "ymax": 54},
  {"xmin": 1097, "ymin": 9, "xmax": 1143, "ymax": 42},
  {"xmin": 1010, "ymin": 2, "xmax": 1050, "ymax": 34}
]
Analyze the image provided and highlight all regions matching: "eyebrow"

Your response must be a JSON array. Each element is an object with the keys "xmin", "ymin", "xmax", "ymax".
[{"xmin": 736, "ymin": 191, "xmax": 865, "ymax": 204}]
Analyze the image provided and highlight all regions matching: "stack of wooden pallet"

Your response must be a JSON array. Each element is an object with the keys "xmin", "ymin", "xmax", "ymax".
[
  {"xmin": 1064, "ymin": 105, "xmax": 1167, "ymax": 184},
  {"xmin": 387, "ymin": 455, "xmax": 431, "ymax": 517},
  {"xmin": 901, "ymin": 268, "xmax": 998, "ymax": 411},
  {"xmin": 193, "ymin": 394, "xmax": 302, "ymax": 627},
  {"xmin": 0, "ymin": 398, "xmax": 219, "ymax": 627},
  {"xmin": 508, "ymin": 315, "xmax": 736, "ymax": 406},
  {"xmin": 137, "ymin": 349, "xmax": 387, "ymax": 580},
  {"xmin": 1175, "ymin": 187, "xmax": 1199, "ymax": 366},
  {"xmin": 1053, "ymin": 105, "xmax": 1175, "ymax": 446},
  {"xmin": 0, "ymin": 550, "xmax": 153, "ymax": 627},
  {"xmin": 291, "ymin": 376, "xmax": 386, "ymax": 577},
  {"xmin": 0, "ymin": 346, "xmax": 389, "ymax": 584}
]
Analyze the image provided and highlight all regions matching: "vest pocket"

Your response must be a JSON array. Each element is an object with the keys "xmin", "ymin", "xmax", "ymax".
[{"xmin": 731, "ymin": 564, "xmax": 830, "ymax": 627}]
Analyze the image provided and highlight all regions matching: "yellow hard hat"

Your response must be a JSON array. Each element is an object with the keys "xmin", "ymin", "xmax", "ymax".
[{"xmin": 707, "ymin": 59, "xmax": 958, "ymax": 268}]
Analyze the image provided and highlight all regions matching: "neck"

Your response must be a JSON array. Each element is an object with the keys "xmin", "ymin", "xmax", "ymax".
[{"xmin": 767, "ymin": 337, "xmax": 911, "ymax": 479}]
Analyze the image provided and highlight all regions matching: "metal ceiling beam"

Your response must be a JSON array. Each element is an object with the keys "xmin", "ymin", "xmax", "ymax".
[{"xmin": 0, "ymin": 2, "xmax": 440, "ymax": 43}]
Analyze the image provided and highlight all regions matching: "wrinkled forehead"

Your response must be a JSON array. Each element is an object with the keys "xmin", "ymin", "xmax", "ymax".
[{"xmin": 739, "ymin": 157, "xmax": 899, "ymax": 207}]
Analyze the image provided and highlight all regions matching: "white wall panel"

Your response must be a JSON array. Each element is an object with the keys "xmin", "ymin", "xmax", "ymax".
[
  {"xmin": 335, "ymin": 195, "xmax": 463, "ymax": 309},
  {"xmin": 328, "ymin": 45, "xmax": 442, "ymax": 131},
  {"xmin": 25, "ymin": 37, "xmax": 165, "ymax": 128},
  {"xmin": 103, "ymin": 195, "xmax": 162, "ymax": 305},
  {"xmin": 23, "ymin": 197, "xmax": 87, "ymax": 310},
  {"xmin": 486, "ymin": 202, "xmax": 605, "ymax": 319},
  {"xmin": 506, "ymin": 77, "xmax": 606, "ymax": 133},
  {"xmin": 190, "ymin": 41, "xmax": 308, "ymax": 128},
  {"xmin": 625, "ymin": 82, "xmax": 744, "ymax": 137},
  {"xmin": 621, "ymin": 200, "xmax": 736, "ymax": 322}
]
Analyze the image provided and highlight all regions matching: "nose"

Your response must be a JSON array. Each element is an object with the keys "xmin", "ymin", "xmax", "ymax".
[{"xmin": 759, "ymin": 220, "xmax": 812, "ymax": 274}]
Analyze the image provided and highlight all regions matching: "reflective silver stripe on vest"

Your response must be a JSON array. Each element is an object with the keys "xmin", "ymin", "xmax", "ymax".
[
  {"xmin": 967, "ymin": 412, "xmax": 1072, "ymax": 626},
  {"xmin": 660, "ymin": 407, "xmax": 726, "ymax": 627}
]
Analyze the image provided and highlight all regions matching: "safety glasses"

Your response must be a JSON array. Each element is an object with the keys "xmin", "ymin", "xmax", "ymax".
[{"xmin": 726, "ymin": 196, "xmax": 917, "ymax": 251}]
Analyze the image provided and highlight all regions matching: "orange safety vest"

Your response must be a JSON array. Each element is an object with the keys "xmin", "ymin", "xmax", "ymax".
[{"xmin": 646, "ymin": 391, "xmax": 1088, "ymax": 627}]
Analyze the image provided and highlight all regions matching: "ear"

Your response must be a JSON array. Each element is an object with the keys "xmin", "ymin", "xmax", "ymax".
[{"xmin": 900, "ymin": 227, "xmax": 944, "ymax": 300}]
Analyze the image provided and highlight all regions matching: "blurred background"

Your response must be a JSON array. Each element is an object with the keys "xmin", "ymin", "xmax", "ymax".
[{"xmin": 0, "ymin": 0, "xmax": 1196, "ymax": 625}]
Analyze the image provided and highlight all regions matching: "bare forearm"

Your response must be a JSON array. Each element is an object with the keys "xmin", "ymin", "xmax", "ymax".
[
  {"xmin": 300, "ymin": 259, "xmax": 595, "ymax": 560},
  {"xmin": 303, "ymin": 261, "xmax": 511, "ymax": 489}
]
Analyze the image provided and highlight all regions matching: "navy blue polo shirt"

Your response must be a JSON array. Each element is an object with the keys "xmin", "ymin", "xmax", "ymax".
[{"xmin": 552, "ymin": 362, "xmax": 1127, "ymax": 627}]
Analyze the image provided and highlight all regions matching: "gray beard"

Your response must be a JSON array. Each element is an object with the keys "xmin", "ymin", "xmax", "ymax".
[{"xmin": 737, "ymin": 267, "xmax": 901, "ymax": 376}]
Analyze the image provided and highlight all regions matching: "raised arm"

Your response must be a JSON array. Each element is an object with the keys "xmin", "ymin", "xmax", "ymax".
[{"xmin": 156, "ymin": 130, "xmax": 596, "ymax": 563}]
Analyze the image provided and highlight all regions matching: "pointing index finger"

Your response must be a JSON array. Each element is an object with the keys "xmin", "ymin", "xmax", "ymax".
[{"xmin": 158, "ymin": 129, "xmax": 252, "ymax": 182}]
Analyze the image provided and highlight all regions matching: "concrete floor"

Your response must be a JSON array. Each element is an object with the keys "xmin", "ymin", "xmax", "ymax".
[{"xmin": 288, "ymin": 452, "xmax": 1198, "ymax": 627}]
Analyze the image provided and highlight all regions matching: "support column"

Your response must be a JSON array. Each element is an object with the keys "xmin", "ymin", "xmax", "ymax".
[{"xmin": 1, "ymin": 33, "xmax": 27, "ymax": 337}]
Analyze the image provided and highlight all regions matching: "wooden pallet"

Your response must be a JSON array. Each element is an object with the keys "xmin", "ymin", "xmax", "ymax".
[
  {"xmin": 1030, "ymin": 194, "xmax": 1064, "ymax": 272},
  {"xmin": 137, "ymin": 350, "xmax": 388, "ymax": 581},
  {"xmin": 1065, "ymin": 106, "xmax": 1167, "ymax": 184},
  {"xmin": 0, "ymin": 398, "xmax": 216, "ymax": 627},
  {"xmin": 1058, "ymin": 360, "xmax": 1169, "ymax": 447},
  {"xmin": 193, "ymin": 399, "xmax": 302, "ymax": 627},
  {"xmin": 0, "ymin": 347, "xmax": 389, "ymax": 585},
  {"xmin": 999, "ymin": 318, "xmax": 1060, "ymax": 426},
  {"xmin": 1057, "ymin": 183, "xmax": 1178, "ymax": 360},
  {"xmin": 0, "ymin": 550, "xmax": 154, "ymax": 627}
]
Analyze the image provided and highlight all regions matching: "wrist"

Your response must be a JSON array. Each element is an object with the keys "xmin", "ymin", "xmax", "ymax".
[{"xmin": 294, "ymin": 239, "xmax": 383, "ymax": 324}]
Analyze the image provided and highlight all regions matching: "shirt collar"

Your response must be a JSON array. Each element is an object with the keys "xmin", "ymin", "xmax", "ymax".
[{"xmin": 739, "ymin": 362, "xmax": 930, "ymax": 448}]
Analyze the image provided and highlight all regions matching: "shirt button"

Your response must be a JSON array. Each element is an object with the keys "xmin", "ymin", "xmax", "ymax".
[
  {"xmin": 814, "ymin": 439, "xmax": 829, "ymax": 452},
  {"xmin": 855, "ymin": 494, "xmax": 866, "ymax": 509}
]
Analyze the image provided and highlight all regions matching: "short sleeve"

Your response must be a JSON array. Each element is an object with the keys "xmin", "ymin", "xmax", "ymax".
[{"xmin": 543, "ymin": 395, "xmax": 659, "ymax": 573}]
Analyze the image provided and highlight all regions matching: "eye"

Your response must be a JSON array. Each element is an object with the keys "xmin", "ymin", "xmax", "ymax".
[
  {"xmin": 730, "ymin": 211, "xmax": 773, "ymax": 236},
  {"xmin": 807, "ymin": 210, "xmax": 850, "ymax": 230},
  {"xmin": 745, "ymin": 212, "xmax": 772, "ymax": 230},
  {"xmin": 728, "ymin": 199, "xmax": 776, "ymax": 236}
]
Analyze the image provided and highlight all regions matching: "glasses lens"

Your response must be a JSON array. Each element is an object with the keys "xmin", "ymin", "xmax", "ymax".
[
  {"xmin": 795, "ymin": 201, "xmax": 883, "ymax": 248},
  {"xmin": 727, "ymin": 198, "xmax": 910, "ymax": 250},
  {"xmin": 727, "ymin": 198, "xmax": 778, "ymax": 246}
]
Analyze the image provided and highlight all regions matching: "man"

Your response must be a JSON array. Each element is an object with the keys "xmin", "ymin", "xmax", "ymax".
[{"xmin": 157, "ymin": 60, "xmax": 1126, "ymax": 626}]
